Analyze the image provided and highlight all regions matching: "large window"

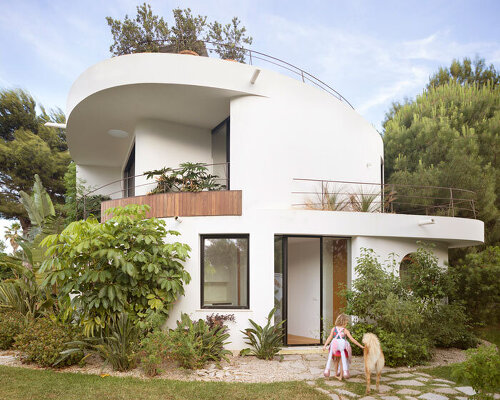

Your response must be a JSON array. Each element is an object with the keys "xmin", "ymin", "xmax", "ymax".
[
  {"xmin": 211, "ymin": 118, "xmax": 230, "ymax": 189},
  {"xmin": 201, "ymin": 235, "xmax": 249, "ymax": 309},
  {"xmin": 123, "ymin": 144, "xmax": 135, "ymax": 198}
]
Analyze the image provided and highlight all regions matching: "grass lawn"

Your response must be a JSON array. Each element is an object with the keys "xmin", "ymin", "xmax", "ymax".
[
  {"xmin": 0, "ymin": 365, "xmax": 328, "ymax": 400},
  {"xmin": 475, "ymin": 323, "xmax": 500, "ymax": 347}
]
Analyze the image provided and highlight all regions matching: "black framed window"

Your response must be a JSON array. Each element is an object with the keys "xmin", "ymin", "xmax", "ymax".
[
  {"xmin": 201, "ymin": 234, "xmax": 249, "ymax": 309},
  {"xmin": 123, "ymin": 144, "xmax": 135, "ymax": 198},
  {"xmin": 211, "ymin": 117, "xmax": 230, "ymax": 190}
]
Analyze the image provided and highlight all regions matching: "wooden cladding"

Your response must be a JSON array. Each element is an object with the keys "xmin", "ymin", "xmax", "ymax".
[{"xmin": 101, "ymin": 190, "xmax": 242, "ymax": 222}]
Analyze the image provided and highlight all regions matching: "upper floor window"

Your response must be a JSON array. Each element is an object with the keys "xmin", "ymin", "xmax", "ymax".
[
  {"xmin": 211, "ymin": 118, "xmax": 230, "ymax": 190},
  {"xmin": 201, "ymin": 234, "xmax": 249, "ymax": 309},
  {"xmin": 123, "ymin": 144, "xmax": 135, "ymax": 197}
]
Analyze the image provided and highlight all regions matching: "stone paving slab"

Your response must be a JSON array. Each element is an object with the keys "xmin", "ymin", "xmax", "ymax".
[
  {"xmin": 416, "ymin": 377, "xmax": 430, "ymax": 382},
  {"xmin": 433, "ymin": 387, "xmax": 458, "ymax": 395},
  {"xmin": 404, "ymin": 397, "xmax": 419, "ymax": 400},
  {"xmin": 392, "ymin": 379, "xmax": 425, "ymax": 386},
  {"xmin": 414, "ymin": 372, "xmax": 432, "ymax": 378},
  {"xmin": 430, "ymin": 383, "xmax": 450, "ymax": 387},
  {"xmin": 397, "ymin": 388, "xmax": 422, "ymax": 395},
  {"xmin": 380, "ymin": 396, "xmax": 399, "ymax": 400},
  {"xmin": 418, "ymin": 393, "xmax": 448, "ymax": 400},
  {"xmin": 359, "ymin": 397, "xmax": 377, "ymax": 400},
  {"xmin": 315, "ymin": 387, "xmax": 331, "ymax": 395},
  {"xmin": 455, "ymin": 386, "xmax": 476, "ymax": 395},
  {"xmin": 388, "ymin": 373, "xmax": 415, "ymax": 378},
  {"xmin": 335, "ymin": 388, "xmax": 360, "ymax": 398},
  {"xmin": 379, "ymin": 376, "xmax": 394, "ymax": 382},
  {"xmin": 281, "ymin": 354, "xmax": 303, "ymax": 361},
  {"xmin": 328, "ymin": 394, "xmax": 340, "ymax": 400},
  {"xmin": 455, "ymin": 397, "xmax": 467, "ymax": 400},
  {"xmin": 348, "ymin": 377, "xmax": 365, "ymax": 383},
  {"xmin": 324, "ymin": 380, "xmax": 345, "ymax": 387},
  {"xmin": 377, "ymin": 384, "xmax": 393, "ymax": 393},
  {"xmin": 433, "ymin": 378, "xmax": 455, "ymax": 384}
]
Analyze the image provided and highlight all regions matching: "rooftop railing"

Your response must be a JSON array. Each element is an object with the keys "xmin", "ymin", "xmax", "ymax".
[
  {"xmin": 133, "ymin": 39, "xmax": 354, "ymax": 109},
  {"xmin": 292, "ymin": 178, "xmax": 477, "ymax": 219}
]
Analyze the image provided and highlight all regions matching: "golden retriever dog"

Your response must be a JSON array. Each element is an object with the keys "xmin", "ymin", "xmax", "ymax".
[{"xmin": 362, "ymin": 333, "xmax": 385, "ymax": 394}]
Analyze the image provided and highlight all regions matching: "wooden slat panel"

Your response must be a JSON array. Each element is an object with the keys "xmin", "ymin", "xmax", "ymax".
[{"xmin": 100, "ymin": 190, "xmax": 243, "ymax": 222}]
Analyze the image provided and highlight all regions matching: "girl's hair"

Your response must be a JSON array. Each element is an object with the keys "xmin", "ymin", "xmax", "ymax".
[{"xmin": 335, "ymin": 313, "xmax": 349, "ymax": 327}]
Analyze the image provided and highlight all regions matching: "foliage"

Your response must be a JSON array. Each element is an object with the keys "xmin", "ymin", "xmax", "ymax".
[
  {"xmin": 240, "ymin": 308, "xmax": 285, "ymax": 360},
  {"xmin": 205, "ymin": 313, "xmax": 235, "ymax": 330},
  {"xmin": 165, "ymin": 313, "xmax": 231, "ymax": 369},
  {"xmin": 383, "ymin": 67, "xmax": 500, "ymax": 246},
  {"xmin": 0, "ymin": 89, "xmax": 70, "ymax": 230},
  {"xmin": 4, "ymin": 222, "xmax": 21, "ymax": 254},
  {"xmin": 428, "ymin": 56, "xmax": 499, "ymax": 89},
  {"xmin": 63, "ymin": 162, "xmax": 111, "ymax": 223},
  {"xmin": 0, "ymin": 310, "xmax": 25, "ymax": 350},
  {"xmin": 208, "ymin": 17, "xmax": 253, "ymax": 62},
  {"xmin": 58, "ymin": 313, "xmax": 139, "ymax": 371},
  {"xmin": 106, "ymin": 4, "xmax": 252, "ymax": 62},
  {"xmin": 429, "ymin": 303, "xmax": 478, "ymax": 349},
  {"xmin": 40, "ymin": 204, "xmax": 191, "ymax": 336},
  {"xmin": 146, "ymin": 162, "xmax": 225, "ymax": 194},
  {"xmin": 348, "ymin": 322, "xmax": 432, "ymax": 367},
  {"xmin": 448, "ymin": 246, "xmax": 500, "ymax": 324},
  {"xmin": 453, "ymin": 345, "xmax": 500, "ymax": 399},
  {"xmin": 139, "ymin": 329, "xmax": 169, "ymax": 376},
  {"xmin": 14, "ymin": 317, "xmax": 83, "ymax": 367}
]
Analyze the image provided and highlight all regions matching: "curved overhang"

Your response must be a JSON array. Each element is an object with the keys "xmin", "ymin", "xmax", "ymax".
[{"xmin": 257, "ymin": 210, "xmax": 484, "ymax": 248}]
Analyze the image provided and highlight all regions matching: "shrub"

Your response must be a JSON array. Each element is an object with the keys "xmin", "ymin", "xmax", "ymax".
[
  {"xmin": 166, "ymin": 313, "xmax": 231, "ymax": 369},
  {"xmin": 449, "ymin": 246, "xmax": 500, "ymax": 324},
  {"xmin": 240, "ymin": 308, "xmax": 285, "ymax": 360},
  {"xmin": 139, "ymin": 330, "xmax": 169, "ymax": 376},
  {"xmin": 453, "ymin": 345, "xmax": 500, "ymax": 399},
  {"xmin": 429, "ymin": 303, "xmax": 478, "ymax": 349},
  {"xmin": 14, "ymin": 318, "xmax": 83, "ymax": 367},
  {"xmin": 58, "ymin": 313, "xmax": 139, "ymax": 371},
  {"xmin": 40, "ymin": 204, "xmax": 191, "ymax": 336},
  {"xmin": 0, "ymin": 310, "xmax": 25, "ymax": 350}
]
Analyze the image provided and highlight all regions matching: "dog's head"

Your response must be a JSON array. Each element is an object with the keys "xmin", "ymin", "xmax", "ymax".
[{"xmin": 362, "ymin": 332, "xmax": 380, "ymax": 349}]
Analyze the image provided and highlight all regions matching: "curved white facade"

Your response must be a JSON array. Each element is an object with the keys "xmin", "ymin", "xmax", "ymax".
[{"xmin": 67, "ymin": 53, "xmax": 484, "ymax": 350}]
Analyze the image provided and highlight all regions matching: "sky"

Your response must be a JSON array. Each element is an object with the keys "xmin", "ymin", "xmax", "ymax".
[{"xmin": 0, "ymin": 0, "xmax": 499, "ymax": 247}]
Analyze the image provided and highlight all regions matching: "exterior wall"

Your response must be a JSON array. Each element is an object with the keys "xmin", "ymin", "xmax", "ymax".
[
  {"xmin": 134, "ymin": 119, "xmax": 213, "ymax": 195},
  {"xmin": 76, "ymin": 164, "xmax": 122, "ymax": 200}
]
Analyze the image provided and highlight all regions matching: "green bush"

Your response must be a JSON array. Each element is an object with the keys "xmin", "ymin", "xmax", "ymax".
[
  {"xmin": 429, "ymin": 303, "xmax": 478, "ymax": 349},
  {"xmin": 166, "ymin": 313, "xmax": 231, "ymax": 369},
  {"xmin": 240, "ymin": 308, "xmax": 285, "ymax": 360},
  {"xmin": 349, "ymin": 322, "xmax": 432, "ymax": 367},
  {"xmin": 449, "ymin": 246, "xmax": 500, "ymax": 324},
  {"xmin": 14, "ymin": 318, "xmax": 83, "ymax": 367},
  {"xmin": 453, "ymin": 345, "xmax": 500, "ymax": 399},
  {"xmin": 0, "ymin": 310, "xmax": 25, "ymax": 350},
  {"xmin": 139, "ymin": 330, "xmax": 169, "ymax": 376}
]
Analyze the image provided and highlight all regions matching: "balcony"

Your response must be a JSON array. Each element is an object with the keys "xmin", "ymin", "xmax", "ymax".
[{"xmin": 81, "ymin": 162, "xmax": 242, "ymax": 222}]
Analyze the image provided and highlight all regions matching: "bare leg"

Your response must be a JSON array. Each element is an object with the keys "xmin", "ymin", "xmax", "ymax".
[{"xmin": 336, "ymin": 358, "xmax": 343, "ymax": 381}]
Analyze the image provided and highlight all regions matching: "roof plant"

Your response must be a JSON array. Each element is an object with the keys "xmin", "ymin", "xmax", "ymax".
[{"xmin": 40, "ymin": 204, "xmax": 191, "ymax": 336}]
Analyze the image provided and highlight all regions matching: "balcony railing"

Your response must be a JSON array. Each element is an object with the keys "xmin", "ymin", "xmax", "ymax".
[
  {"xmin": 292, "ymin": 178, "xmax": 477, "ymax": 219},
  {"xmin": 81, "ymin": 163, "xmax": 241, "ymax": 221},
  {"xmin": 135, "ymin": 39, "xmax": 354, "ymax": 109}
]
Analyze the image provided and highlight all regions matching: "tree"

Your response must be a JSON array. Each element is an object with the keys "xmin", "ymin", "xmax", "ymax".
[
  {"xmin": 0, "ymin": 89, "xmax": 71, "ymax": 232},
  {"xmin": 428, "ymin": 57, "xmax": 499, "ymax": 89},
  {"xmin": 383, "ymin": 75, "xmax": 500, "ymax": 247},
  {"xmin": 106, "ymin": 3, "xmax": 252, "ymax": 61},
  {"xmin": 40, "ymin": 204, "xmax": 191, "ymax": 336}
]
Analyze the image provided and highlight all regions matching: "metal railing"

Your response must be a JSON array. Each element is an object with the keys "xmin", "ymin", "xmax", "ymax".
[
  {"xmin": 81, "ymin": 162, "xmax": 230, "ymax": 218},
  {"xmin": 292, "ymin": 178, "xmax": 477, "ymax": 219},
  {"xmin": 133, "ymin": 39, "xmax": 354, "ymax": 109}
]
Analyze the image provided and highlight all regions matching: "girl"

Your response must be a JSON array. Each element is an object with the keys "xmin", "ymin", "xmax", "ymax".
[{"xmin": 323, "ymin": 313, "xmax": 363, "ymax": 380}]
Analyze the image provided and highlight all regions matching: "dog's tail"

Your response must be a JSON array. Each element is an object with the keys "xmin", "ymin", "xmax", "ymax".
[{"xmin": 362, "ymin": 332, "xmax": 380, "ymax": 348}]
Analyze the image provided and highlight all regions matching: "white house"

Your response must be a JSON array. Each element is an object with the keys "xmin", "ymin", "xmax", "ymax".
[{"xmin": 66, "ymin": 51, "xmax": 484, "ymax": 350}]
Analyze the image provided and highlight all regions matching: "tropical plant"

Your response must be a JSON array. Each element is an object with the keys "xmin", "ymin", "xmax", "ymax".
[
  {"xmin": 453, "ymin": 345, "xmax": 500, "ymax": 399},
  {"xmin": 165, "ymin": 313, "xmax": 231, "ymax": 369},
  {"xmin": 4, "ymin": 222, "xmax": 21, "ymax": 254},
  {"xmin": 240, "ymin": 308, "xmax": 285, "ymax": 360},
  {"xmin": 146, "ymin": 162, "xmax": 225, "ymax": 194},
  {"xmin": 57, "ymin": 312, "xmax": 139, "ymax": 371},
  {"xmin": 40, "ymin": 204, "xmax": 191, "ymax": 336},
  {"xmin": 139, "ymin": 329, "xmax": 169, "ymax": 376},
  {"xmin": 0, "ymin": 310, "xmax": 25, "ymax": 349},
  {"xmin": 14, "ymin": 317, "xmax": 83, "ymax": 367}
]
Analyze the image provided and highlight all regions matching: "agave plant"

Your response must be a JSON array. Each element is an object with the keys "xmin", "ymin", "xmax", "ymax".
[
  {"xmin": 240, "ymin": 308, "xmax": 285, "ymax": 360},
  {"xmin": 349, "ymin": 187, "xmax": 380, "ymax": 212}
]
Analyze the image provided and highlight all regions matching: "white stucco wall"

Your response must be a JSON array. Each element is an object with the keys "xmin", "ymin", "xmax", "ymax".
[
  {"xmin": 287, "ymin": 237, "xmax": 321, "ymax": 340},
  {"xmin": 76, "ymin": 164, "xmax": 122, "ymax": 200},
  {"xmin": 133, "ymin": 119, "xmax": 213, "ymax": 195}
]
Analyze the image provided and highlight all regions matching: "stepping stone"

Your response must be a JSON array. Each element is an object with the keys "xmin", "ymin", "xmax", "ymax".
[
  {"xmin": 350, "ymin": 369, "xmax": 363, "ymax": 377},
  {"xmin": 494, "ymin": 394, "xmax": 500, "ymax": 400},
  {"xmin": 309, "ymin": 367, "xmax": 324, "ymax": 375},
  {"xmin": 315, "ymin": 387, "xmax": 330, "ymax": 395},
  {"xmin": 359, "ymin": 397, "xmax": 377, "ymax": 400},
  {"xmin": 397, "ymin": 389, "xmax": 421, "ymax": 395},
  {"xmin": 433, "ymin": 378, "xmax": 455, "ymax": 384},
  {"xmin": 418, "ymin": 394, "xmax": 448, "ymax": 400},
  {"xmin": 416, "ymin": 377, "xmax": 430, "ymax": 382},
  {"xmin": 329, "ymin": 395, "xmax": 340, "ymax": 400},
  {"xmin": 380, "ymin": 376, "xmax": 394, "ymax": 382},
  {"xmin": 392, "ymin": 379, "xmax": 425, "ymax": 386},
  {"xmin": 377, "ymin": 384, "xmax": 394, "ymax": 393},
  {"xmin": 405, "ymin": 397, "xmax": 419, "ymax": 400},
  {"xmin": 282, "ymin": 354, "xmax": 302, "ymax": 361},
  {"xmin": 335, "ymin": 388, "xmax": 360, "ymax": 398},
  {"xmin": 306, "ymin": 381, "xmax": 316, "ymax": 386},
  {"xmin": 414, "ymin": 372, "xmax": 432, "ymax": 377},
  {"xmin": 347, "ymin": 377, "xmax": 365, "ymax": 383},
  {"xmin": 324, "ymin": 380, "xmax": 345, "ymax": 387},
  {"xmin": 287, "ymin": 361, "xmax": 306, "ymax": 370},
  {"xmin": 304, "ymin": 354, "xmax": 325, "ymax": 361},
  {"xmin": 388, "ymin": 372, "xmax": 415, "ymax": 378},
  {"xmin": 380, "ymin": 397, "xmax": 399, "ymax": 400},
  {"xmin": 433, "ymin": 387, "xmax": 458, "ymax": 395},
  {"xmin": 455, "ymin": 397, "xmax": 467, "ymax": 400},
  {"xmin": 431, "ymin": 384, "xmax": 450, "ymax": 387},
  {"xmin": 455, "ymin": 386, "xmax": 476, "ymax": 396}
]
